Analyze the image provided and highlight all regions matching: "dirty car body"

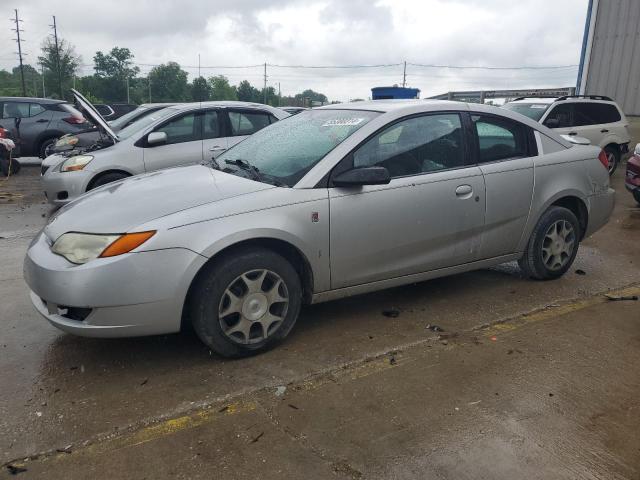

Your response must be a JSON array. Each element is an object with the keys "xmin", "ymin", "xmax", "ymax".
[{"xmin": 24, "ymin": 100, "xmax": 615, "ymax": 357}]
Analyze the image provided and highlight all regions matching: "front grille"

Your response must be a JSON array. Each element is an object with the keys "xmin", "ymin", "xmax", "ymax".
[{"xmin": 41, "ymin": 165, "xmax": 49, "ymax": 176}]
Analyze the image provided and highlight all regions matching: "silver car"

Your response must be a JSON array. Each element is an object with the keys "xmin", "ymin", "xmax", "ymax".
[
  {"xmin": 24, "ymin": 100, "xmax": 615, "ymax": 357},
  {"xmin": 41, "ymin": 90, "xmax": 289, "ymax": 204}
]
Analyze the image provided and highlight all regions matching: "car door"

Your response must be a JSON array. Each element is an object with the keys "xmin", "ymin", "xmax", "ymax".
[
  {"xmin": 201, "ymin": 108, "xmax": 228, "ymax": 160},
  {"xmin": 142, "ymin": 110, "xmax": 203, "ymax": 172},
  {"xmin": 1, "ymin": 102, "xmax": 53, "ymax": 156},
  {"xmin": 225, "ymin": 109, "xmax": 274, "ymax": 150},
  {"xmin": 470, "ymin": 113, "xmax": 535, "ymax": 259},
  {"xmin": 328, "ymin": 112, "xmax": 486, "ymax": 289}
]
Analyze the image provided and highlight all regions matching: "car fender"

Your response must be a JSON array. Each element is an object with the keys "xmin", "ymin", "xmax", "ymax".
[{"xmin": 598, "ymin": 133, "xmax": 625, "ymax": 150}]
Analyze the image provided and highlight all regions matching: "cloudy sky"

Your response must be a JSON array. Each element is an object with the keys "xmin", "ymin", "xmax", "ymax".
[{"xmin": 2, "ymin": 0, "xmax": 588, "ymax": 101}]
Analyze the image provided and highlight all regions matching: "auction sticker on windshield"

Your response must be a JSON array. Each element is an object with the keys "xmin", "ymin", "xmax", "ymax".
[{"xmin": 322, "ymin": 118, "xmax": 365, "ymax": 127}]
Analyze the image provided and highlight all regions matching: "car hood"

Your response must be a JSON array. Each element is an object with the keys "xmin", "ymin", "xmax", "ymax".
[
  {"xmin": 71, "ymin": 88, "xmax": 119, "ymax": 143},
  {"xmin": 44, "ymin": 165, "xmax": 274, "ymax": 240}
]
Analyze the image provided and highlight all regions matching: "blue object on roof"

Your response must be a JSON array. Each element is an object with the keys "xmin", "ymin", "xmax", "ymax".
[{"xmin": 371, "ymin": 86, "xmax": 420, "ymax": 100}]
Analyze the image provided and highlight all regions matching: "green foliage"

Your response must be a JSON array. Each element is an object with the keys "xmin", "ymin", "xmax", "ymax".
[
  {"xmin": 94, "ymin": 47, "xmax": 140, "ymax": 79},
  {"xmin": 236, "ymin": 80, "xmax": 262, "ymax": 103},
  {"xmin": 0, "ymin": 65, "xmax": 44, "ymax": 97},
  {"xmin": 191, "ymin": 76, "xmax": 211, "ymax": 101},
  {"xmin": 148, "ymin": 62, "xmax": 190, "ymax": 102},
  {"xmin": 38, "ymin": 37, "xmax": 81, "ymax": 99},
  {"xmin": 208, "ymin": 76, "xmax": 237, "ymax": 101}
]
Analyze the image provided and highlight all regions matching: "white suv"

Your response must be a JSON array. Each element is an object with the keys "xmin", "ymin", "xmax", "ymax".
[{"xmin": 503, "ymin": 95, "xmax": 630, "ymax": 174}]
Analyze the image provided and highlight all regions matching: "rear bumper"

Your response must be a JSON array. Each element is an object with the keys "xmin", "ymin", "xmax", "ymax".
[{"xmin": 585, "ymin": 188, "xmax": 615, "ymax": 237}]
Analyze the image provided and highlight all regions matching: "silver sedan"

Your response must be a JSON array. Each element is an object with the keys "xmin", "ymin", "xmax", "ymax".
[{"xmin": 24, "ymin": 100, "xmax": 615, "ymax": 357}]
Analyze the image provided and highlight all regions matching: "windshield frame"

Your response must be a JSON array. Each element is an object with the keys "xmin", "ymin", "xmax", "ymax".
[{"xmin": 212, "ymin": 108, "xmax": 381, "ymax": 187}]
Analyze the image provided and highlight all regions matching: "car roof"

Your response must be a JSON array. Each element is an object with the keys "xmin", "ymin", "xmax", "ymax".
[
  {"xmin": 507, "ymin": 97, "xmax": 557, "ymax": 104},
  {"xmin": 0, "ymin": 96, "xmax": 66, "ymax": 104},
  {"xmin": 316, "ymin": 99, "xmax": 465, "ymax": 113},
  {"xmin": 172, "ymin": 101, "xmax": 285, "ymax": 113}
]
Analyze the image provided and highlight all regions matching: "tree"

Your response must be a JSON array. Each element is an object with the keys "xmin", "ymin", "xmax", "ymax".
[
  {"xmin": 0, "ymin": 65, "xmax": 43, "ymax": 97},
  {"xmin": 208, "ymin": 75, "xmax": 237, "ymax": 101},
  {"xmin": 147, "ymin": 62, "xmax": 189, "ymax": 102},
  {"xmin": 236, "ymin": 80, "xmax": 261, "ymax": 103},
  {"xmin": 191, "ymin": 76, "xmax": 211, "ymax": 101},
  {"xmin": 93, "ymin": 47, "xmax": 139, "ymax": 79},
  {"xmin": 295, "ymin": 89, "xmax": 328, "ymax": 106},
  {"xmin": 38, "ymin": 37, "xmax": 81, "ymax": 99}
]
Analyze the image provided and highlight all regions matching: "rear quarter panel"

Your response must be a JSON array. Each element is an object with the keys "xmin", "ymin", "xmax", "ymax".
[{"xmin": 517, "ymin": 145, "xmax": 606, "ymax": 252}]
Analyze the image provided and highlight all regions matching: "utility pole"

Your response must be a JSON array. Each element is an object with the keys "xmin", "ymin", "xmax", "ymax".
[
  {"xmin": 402, "ymin": 61, "xmax": 407, "ymax": 88},
  {"xmin": 50, "ymin": 16, "xmax": 63, "ymax": 98},
  {"xmin": 40, "ymin": 63, "xmax": 46, "ymax": 97},
  {"xmin": 198, "ymin": 53, "xmax": 201, "ymax": 78},
  {"xmin": 12, "ymin": 9, "xmax": 27, "ymax": 96},
  {"xmin": 263, "ymin": 62, "xmax": 267, "ymax": 104},
  {"xmin": 148, "ymin": 77, "xmax": 151, "ymax": 103},
  {"xmin": 126, "ymin": 77, "xmax": 130, "ymax": 103},
  {"xmin": 278, "ymin": 82, "xmax": 281, "ymax": 106}
]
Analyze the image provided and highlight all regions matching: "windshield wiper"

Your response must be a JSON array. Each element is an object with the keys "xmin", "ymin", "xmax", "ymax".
[{"xmin": 224, "ymin": 159, "xmax": 288, "ymax": 187}]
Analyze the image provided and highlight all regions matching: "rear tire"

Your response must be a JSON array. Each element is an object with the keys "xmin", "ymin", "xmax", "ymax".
[
  {"xmin": 518, "ymin": 206, "xmax": 581, "ymax": 280},
  {"xmin": 87, "ymin": 172, "xmax": 130, "ymax": 191},
  {"xmin": 604, "ymin": 145, "xmax": 620, "ymax": 175},
  {"xmin": 189, "ymin": 247, "xmax": 302, "ymax": 358}
]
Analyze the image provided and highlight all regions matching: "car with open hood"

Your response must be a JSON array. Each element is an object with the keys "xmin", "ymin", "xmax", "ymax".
[
  {"xmin": 47, "ymin": 102, "xmax": 178, "ymax": 156},
  {"xmin": 40, "ymin": 89, "xmax": 289, "ymax": 204},
  {"xmin": 24, "ymin": 99, "xmax": 615, "ymax": 357}
]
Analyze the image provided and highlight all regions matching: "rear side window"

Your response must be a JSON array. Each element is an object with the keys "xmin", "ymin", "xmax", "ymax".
[
  {"xmin": 472, "ymin": 114, "xmax": 528, "ymax": 163},
  {"xmin": 544, "ymin": 104, "xmax": 572, "ymax": 128},
  {"xmin": 573, "ymin": 103, "xmax": 621, "ymax": 126},
  {"xmin": 228, "ymin": 110, "xmax": 271, "ymax": 136},
  {"xmin": 2, "ymin": 102, "xmax": 30, "ymax": 118}
]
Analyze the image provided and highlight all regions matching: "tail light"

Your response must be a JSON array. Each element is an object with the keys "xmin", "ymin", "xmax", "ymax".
[
  {"xmin": 63, "ymin": 116, "xmax": 85, "ymax": 125},
  {"xmin": 598, "ymin": 149, "xmax": 609, "ymax": 170},
  {"xmin": 0, "ymin": 128, "xmax": 6, "ymax": 138}
]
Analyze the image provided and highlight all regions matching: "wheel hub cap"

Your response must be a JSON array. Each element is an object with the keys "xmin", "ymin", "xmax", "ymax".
[
  {"xmin": 541, "ymin": 220, "xmax": 576, "ymax": 271},
  {"xmin": 242, "ymin": 293, "xmax": 268, "ymax": 321}
]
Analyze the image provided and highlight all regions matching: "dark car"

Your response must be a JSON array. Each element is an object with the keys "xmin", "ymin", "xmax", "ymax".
[
  {"xmin": 48, "ymin": 103, "xmax": 177, "ymax": 155},
  {"xmin": 0, "ymin": 97, "xmax": 87, "ymax": 158},
  {"xmin": 94, "ymin": 103, "xmax": 137, "ymax": 121},
  {"xmin": 625, "ymin": 143, "xmax": 640, "ymax": 205}
]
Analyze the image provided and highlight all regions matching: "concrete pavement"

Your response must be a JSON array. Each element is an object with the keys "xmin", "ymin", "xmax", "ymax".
[{"xmin": 0, "ymin": 166, "xmax": 639, "ymax": 479}]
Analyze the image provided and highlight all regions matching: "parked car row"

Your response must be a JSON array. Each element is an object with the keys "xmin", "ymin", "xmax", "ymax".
[{"xmin": 24, "ymin": 96, "xmax": 616, "ymax": 358}]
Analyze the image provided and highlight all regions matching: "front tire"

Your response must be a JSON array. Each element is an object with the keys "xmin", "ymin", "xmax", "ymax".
[
  {"xmin": 190, "ymin": 247, "xmax": 302, "ymax": 358},
  {"xmin": 604, "ymin": 145, "xmax": 620, "ymax": 175},
  {"xmin": 519, "ymin": 206, "xmax": 580, "ymax": 280},
  {"xmin": 39, "ymin": 138, "xmax": 56, "ymax": 159},
  {"xmin": 87, "ymin": 172, "xmax": 130, "ymax": 191}
]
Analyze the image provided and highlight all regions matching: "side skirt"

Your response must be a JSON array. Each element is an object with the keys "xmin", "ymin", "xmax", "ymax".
[{"xmin": 310, "ymin": 253, "xmax": 522, "ymax": 304}]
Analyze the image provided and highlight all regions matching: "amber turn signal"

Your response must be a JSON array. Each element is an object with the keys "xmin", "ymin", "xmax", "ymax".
[{"xmin": 100, "ymin": 231, "xmax": 156, "ymax": 258}]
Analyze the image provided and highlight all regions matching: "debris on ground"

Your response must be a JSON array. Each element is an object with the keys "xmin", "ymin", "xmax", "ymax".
[
  {"xmin": 56, "ymin": 444, "xmax": 73, "ymax": 454},
  {"xmin": 250, "ymin": 432, "xmax": 264, "ymax": 443},
  {"xmin": 275, "ymin": 386, "xmax": 287, "ymax": 397},
  {"xmin": 605, "ymin": 294, "xmax": 638, "ymax": 302},
  {"xmin": 218, "ymin": 405, "xmax": 229, "ymax": 413},
  {"xmin": 426, "ymin": 324, "xmax": 444, "ymax": 332},
  {"xmin": 490, "ymin": 336, "xmax": 498, "ymax": 341},
  {"xmin": 287, "ymin": 404, "xmax": 299, "ymax": 410},
  {"xmin": 382, "ymin": 308, "xmax": 400, "ymax": 318},
  {"xmin": 5, "ymin": 464, "xmax": 27, "ymax": 475},
  {"xmin": 575, "ymin": 269, "xmax": 586, "ymax": 275},
  {"xmin": 389, "ymin": 356, "xmax": 397, "ymax": 365},
  {"xmin": 140, "ymin": 378, "xmax": 148, "ymax": 386}
]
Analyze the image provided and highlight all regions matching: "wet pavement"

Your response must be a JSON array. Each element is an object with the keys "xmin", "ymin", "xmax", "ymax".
[{"xmin": 1, "ymin": 164, "xmax": 639, "ymax": 479}]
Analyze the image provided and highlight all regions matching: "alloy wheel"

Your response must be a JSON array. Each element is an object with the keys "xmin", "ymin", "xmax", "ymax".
[
  {"xmin": 541, "ymin": 220, "xmax": 575, "ymax": 271},
  {"xmin": 218, "ymin": 269, "xmax": 289, "ymax": 344},
  {"xmin": 606, "ymin": 151, "xmax": 616, "ymax": 174}
]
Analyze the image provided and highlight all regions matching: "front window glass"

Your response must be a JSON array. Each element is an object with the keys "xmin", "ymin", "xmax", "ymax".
[
  {"xmin": 543, "ymin": 104, "xmax": 572, "ymax": 128},
  {"xmin": 29, "ymin": 103, "xmax": 45, "ymax": 116},
  {"xmin": 502, "ymin": 102, "xmax": 549, "ymax": 121},
  {"xmin": 228, "ymin": 111, "xmax": 271, "ymax": 136},
  {"xmin": 353, "ymin": 113, "xmax": 465, "ymax": 177},
  {"xmin": 2, "ymin": 102, "xmax": 29, "ymax": 118},
  {"xmin": 215, "ymin": 109, "xmax": 379, "ymax": 186},
  {"xmin": 154, "ymin": 112, "xmax": 199, "ymax": 145},
  {"xmin": 116, "ymin": 107, "xmax": 181, "ymax": 140},
  {"xmin": 203, "ymin": 110, "xmax": 221, "ymax": 139}
]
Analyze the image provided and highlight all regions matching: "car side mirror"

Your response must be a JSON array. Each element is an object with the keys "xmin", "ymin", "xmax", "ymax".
[
  {"xmin": 333, "ymin": 166, "xmax": 391, "ymax": 187},
  {"xmin": 544, "ymin": 118, "xmax": 560, "ymax": 128},
  {"xmin": 147, "ymin": 131, "xmax": 167, "ymax": 146}
]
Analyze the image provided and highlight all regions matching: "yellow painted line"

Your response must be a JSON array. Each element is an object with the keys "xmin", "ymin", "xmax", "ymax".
[
  {"xmin": 483, "ymin": 285, "xmax": 640, "ymax": 338},
  {"xmin": 51, "ymin": 400, "xmax": 256, "ymax": 461}
]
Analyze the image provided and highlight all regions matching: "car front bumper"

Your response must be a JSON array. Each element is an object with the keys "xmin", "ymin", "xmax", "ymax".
[
  {"xmin": 24, "ymin": 231, "xmax": 207, "ymax": 337},
  {"xmin": 41, "ymin": 167, "xmax": 94, "ymax": 205}
]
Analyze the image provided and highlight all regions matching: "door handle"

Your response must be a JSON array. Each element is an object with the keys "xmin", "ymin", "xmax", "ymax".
[
  {"xmin": 568, "ymin": 132, "xmax": 578, "ymax": 136},
  {"xmin": 455, "ymin": 185, "xmax": 473, "ymax": 197},
  {"xmin": 36, "ymin": 119, "xmax": 48, "ymax": 123},
  {"xmin": 209, "ymin": 146, "xmax": 226, "ymax": 152},
  {"xmin": 601, "ymin": 129, "xmax": 609, "ymax": 133}
]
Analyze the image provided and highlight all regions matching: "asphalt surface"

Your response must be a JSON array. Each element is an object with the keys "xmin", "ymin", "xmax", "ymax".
[{"xmin": 0, "ymin": 159, "xmax": 639, "ymax": 479}]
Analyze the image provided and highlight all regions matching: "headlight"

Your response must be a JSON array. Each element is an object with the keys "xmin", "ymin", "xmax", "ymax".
[
  {"xmin": 60, "ymin": 155, "xmax": 93, "ymax": 172},
  {"xmin": 55, "ymin": 136, "xmax": 79, "ymax": 147},
  {"xmin": 51, "ymin": 231, "xmax": 156, "ymax": 264}
]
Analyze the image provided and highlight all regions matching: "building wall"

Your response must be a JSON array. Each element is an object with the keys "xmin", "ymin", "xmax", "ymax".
[{"xmin": 580, "ymin": 0, "xmax": 640, "ymax": 115}]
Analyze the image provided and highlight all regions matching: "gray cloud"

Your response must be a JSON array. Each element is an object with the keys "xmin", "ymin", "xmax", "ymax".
[{"xmin": 1, "ymin": 0, "xmax": 588, "ymax": 101}]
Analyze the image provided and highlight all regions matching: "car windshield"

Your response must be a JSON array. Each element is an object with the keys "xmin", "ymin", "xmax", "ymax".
[
  {"xmin": 213, "ymin": 109, "xmax": 380, "ymax": 186},
  {"xmin": 503, "ymin": 102, "xmax": 550, "ymax": 121},
  {"xmin": 116, "ymin": 107, "xmax": 181, "ymax": 140},
  {"xmin": 109, "ymin": 107, "xmax": 149, "ymax": 130}
]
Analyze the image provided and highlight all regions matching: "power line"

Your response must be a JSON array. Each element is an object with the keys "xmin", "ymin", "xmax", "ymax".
[{"xmin": 407, "ymin": 62, "xmax": 578, "ymax": 70}]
